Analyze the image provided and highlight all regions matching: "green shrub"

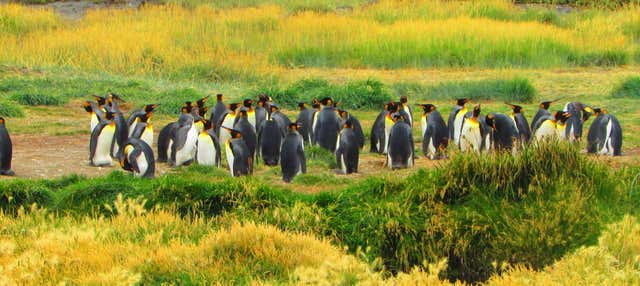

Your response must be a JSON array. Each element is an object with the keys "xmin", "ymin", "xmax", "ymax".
[
  {"xmin": 305, "ymin": 146, "xmax": 337, "ymax": 169},
  {"xmin": 611, "ymin": 76, "xmax": 640, "ymax": 98},
  {"xmin": 11, "ymin": 93, "xmax": 65, "ymax": 106},
  {"xmin": 154, "ymin": 87, "xmax": 206, "ymax": 115},
  {"xmin": 425, "ymin": 77, "xmax": 537, "ymax": 103},
  {"xmin": 0, "ymin": 99, "xmax": 24, "ymax": 117},
  {"xmin": 0, "ymin": 180, "xmax": 54, "ymax": 214}
]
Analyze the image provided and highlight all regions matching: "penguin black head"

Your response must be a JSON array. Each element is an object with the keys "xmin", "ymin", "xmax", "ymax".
[
  {"xmin": 94, "ymin": 95, "xmax": 107, "ymax": 107},
  {"xmin": 485, "ymin": 113, "xmax": 496, "ymax": 129},
  {"xmin": 455, "ymin": 98, "xmax": 470, "ymax": 106},
  {"xmin": 228, "ymin": 103, "xmax": 240, "ymax": 112},
  {"xmin": 182, "ymin": 101, "xmax": 194, "ymax": 113},
  {"xmin": 311, "ymin": 99, "xmax": 321, "ymax": 110},
  {"xmin": 0, "ymin": 117, "xmax": 5, "ymax": 125},
  {"xmin": 472, "ymin": 104, "xmax": 481, "ymax": 118},
  {"xmin": 581, "ymin": 106, "xmax": 594, "ymax": 122},
  {"xmin": 320, "ymin": 97, "xmax": 333, "ymax": 107},
  {"xmin": 269, "ymin": 103, "xmax": 280, "ymax": 114},
  {"xmin": 506, "ymin": 103, "xmax": 523, "ymax": 114},
  {"xmin": 385, "ymin": 101, "xmax": 399, "ymax": 113},
  {"xmin": 288, "ymin": 122, "xmax": 301, "ymax": 131},
  {"xmin": 105, "ymin": 111, "xmax": 115, "ymax": 120},
  {"xmin": 216, "ymin": 93, "xmax": 224, "ymax": 101},
  {"xmin": 238, "ymin": 109, "xmax": 248, "ymax": 118},
  {"xmin": 143, "ymin": 104, "xmax": 159, "ymax": 113},
  {"xmin": 243, "ymin": 99, "xmax": 254, "ymax": 108},
  {"xmin": 342, "ymin": 117, "xmax": 355, "ymax": 129},
  {"xmin": 400, "ymin": 95, "xmax": 408, "ymax": 104},
  {"xmin": 107, "ymin": 92, "xmax": 124, "ymax": 103},
  {"xmin": 416, "ymin": 104, "xmax": 436, "ymax": 114},
  {"xmin": 83, "ymin": 101, "xmax": 93, "ymax": 113},
  {"xmin": 297, "ymin": 102, "xmax": 307, "ymax": 110},
  {"xmin": 540, "ymin": 101, "xmax": 555, "ymax": 110},
  {"xmin": 197, "ymin": 95, "xmax": 211, "ymax": 108},
  {"xmin": 223, "ymin": 127, "xmax": 243, "ymax": 139},
  {"xmin": 203, "ymin": 119, "xmax": 214, "ymax": 131},
  {"xmin": 197, "ymin": 106, "xmax": 209, "ymax": 118},
  {"xmin": 553, "ymin": 111, "xmax": 571, "ymax": 123},
  {"xmin": 391, "ymin": 113, "xmax": 404, "ymax": 122},
  {"xmin": 337, "ymin": 109, "xmax": 349, "ymax": 119}
]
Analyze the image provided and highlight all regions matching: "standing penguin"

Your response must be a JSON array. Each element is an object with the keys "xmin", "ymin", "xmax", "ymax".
[
  {"xmin": 254, "ymin": 95, "xmax": 268, "ymax": 136},
  {"xmin": 107, "ymin": 95, "xmax": 129, "ymax": 159},
  {"xmin": 506, "ymin": 103, "xmax": 531, "ymax": 143},
  {"xmin": 196, "ymin": 120, "xmax": 222, "ymax": 167},
  {"xmin": 296, "ymin": 102, "xmax": 313, "ymax": 145},
  {"xmin": 335, "ymin": 118, "xmax": 359, "ymax": 174},
  {"xmin": 172, "ymin": 113, "xmax": 198, "ymax": 167},
  {"xmin": 258, "ymin": 112, "xmax": 282, "ymax": 166},
  {"xmin": 280, "ymin": 123, "xmax": 306, "ymax": 183},
  {"xmin": 533, "ymin": 111, "xmax": 571, "ymax": 141},
  {"xmin": 234, "ymin": 110, "xmax": 257, "ymax": 171},
  {"xmin": 269, "ymin": 103, "xmax": 291, "ymax": 137},
  {"xmin": 218, "ymin": 103, "xmax": 240, "ymax": 146},
  {"xmin": 157, "ymin": 121, "xmax": 178, "ymax": 163},
  {"xmin": 89, "ymin": 111, "xmax": 116, "ymax": 167},
  {"xmin": 387, "ymin": 114, "xmax": 414, "ymax": 169},
  {"xmin": 459, "ymin": 104, "xmax": 483, "ymax": 153},
  {"xmin": 235, "ymin": 99, "xmax": 256, "ymax": 129},
  {"xmin": 531, "ymin": 99, "xmax": 559, "ymax": 132},
  {"xmin": 337, "ymin": 109, "xmax": 365, "ymax": 149},
  {"xmin": 563, "ymin": 101, "xmax": 590, "ymax": 142},
  {"xmin": 399, "ymin": 95, "xmax": 413, "ymax": 127},
  {"xmin": 129, "ymin": 111, "xmax": 154, "ymax": 147},
  {"xmin": 587, "ymin": 108, "xmax": 622, "ymax": 156},
  {"xmin": 485, "ymin": 113, "xmax": 519, "ymax": 152},
  {"xmin": 314, "ymin": 97, "xmax": 341, "ymax": 152},
  {"xmin": 417, "ymin": 104, "xmax": 448, "ymax": 160},
  {"xmin": 127, "ymin": 104, "xmax": 159, "ymax": 136},
  {"xmin": 119, "ymin": 138, "xmax": 155, "ymax": 178},
  {"xmin": 370, "ymin": 106, "xmax": 387, "ymax": 153},
  {"xmin": 0, "ymin": 117, "xmax": 14, "ymax": 176},
  {"xmin": 448, "ymin": 98, "xmax": 470, "ymax": 147},
  {"xmin": 223, "ymin": 127, "xmax": 251, "ymax": 177},
  {"xmin": 210, "ymin": 94, "xmax": 227, "ymax": 130}
]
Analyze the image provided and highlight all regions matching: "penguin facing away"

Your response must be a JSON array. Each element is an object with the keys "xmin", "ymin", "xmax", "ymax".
[
  {"xmin": 254, "ymin": 95, "xmax": 268, "ymax": 136},
  {"xmin": 310, "ymin": 98, "xmax": 322, "ymax": 145},
  {"xmin": 335, "ymin": 118, "xmax": 359, "ymax": 174},
  {"xmin": 417, "ymin": 104, "xmax": 449, "ymax": 160},
  {"xmin": 0, "ymin": 117, "xmax": 14, "ymax": 176},
  {"xmin": 196, "ymin": 120, "xmax": 222, "ymax": 167},
  {"xmin": 210, "ymin": 94, "xmax": 227, "ymax": 131},
  {"xmin": 90, "ymin": 111, "xmax": 116, "ymax": 167},
  {"xmin": 172, "ymin": 113, "xmax": 198, "ymax": 167},
  {"xmin": 563, "ymin": 101, "xmax": 589, "ymax": 141},
  {"xmin": 223, "ymin": 127, "xmax": 251, "ymax": 177},
  {"xmin": 314, "ymin": 97, "xmax": 341, "ymax": 152},
  {"xmin": 280, "ymin": 123, "xmax": 306, "ymax": 183},
  {"xmin": 399, "ymin": 95, "xmax": 413, "ymax": 126},
  {"xmin": 387, "ymin": 114, "xmax": 414, "ymax": 169},
  {"xmin": 459, "ymin": 104, "xmax": 483, "ymax": 153},
  {"xmin": 485, "ymin": 113, "xmax": 519, "ymax": 152},
  {"xmin": 587, "ymin": 108, "xmax": 622, "ymax": 156},
  {"xmin": 296, "ymin": 102, "xmax": 313, "ymax": 145},
  {"xmin": 258, "ymin": 112, "xmax": 283, "ymax": 166},
  {"xmin": 269, "ymin": 103, "xmax": 292, "ymax": 137},
  {"xmin": 506, "ymin": 103, "xmax": 531, "ymax": 144},
  {"xmin": 337, "ymin": 109, "xmax": 365, "ymax": 149},
  {"xmin": 234, "ymin": 110, "xmax": 257, "ymax": 172},
  {"xmin": 157, "ymin": 121, "xmax": 178, "ymax": 163},
  {"xmin": 370, "ymin": 108, "xmax": 386, "ymax": 153},
  {"xmin": 119, "ymin": 138, "xmax": 155, "ymax": 178}
]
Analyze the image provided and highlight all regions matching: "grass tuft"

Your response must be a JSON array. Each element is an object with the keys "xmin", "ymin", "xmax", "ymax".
[
  {"xmin": 611, "ymin": 76, "xmax": 640, "ymax": 98},
  {"xmin": 0, "ymin": 99, "xmax": 24, "ymax": 117}
]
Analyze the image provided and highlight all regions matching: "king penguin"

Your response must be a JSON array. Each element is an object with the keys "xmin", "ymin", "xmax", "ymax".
[
  {"xmin": 196, "ymin": 120, "xmax": 222, "ymax": 167},
  {"xmin": 235, "ymin": 99, "xmax": 256, "ymax": 129},
  {"xmin": 314, "ymin": 97, "xmax": 341, "ymax": 152},
  {"xmin": 258, "ymin": 109, "xmax": 282, "ymax": 166},
  {"xmin": 399, "ymin": 95, "xmax": 413, "ymax": 127},
  {"xmin": 309, "ymin": 99, "xmax": 322, "ymax": 145},
  {"xmin": 387, "ymin": 113, "xmax": 414, "ymax": 169},
  {"xmin": 83, "ymin": 101, "xmax": 104, "ymax": 133},
  {"xmin": 533, "ymin": 111, "xmax": 571, "ymax": 141},
  {"xmin": 506, "ymin": 103, "xmax": 531, "ymax": 143},
  {"xmin": 172, "ymin": 113, "xmax": 198, "ymax": 167},
  {"xmin": 127, "ymin": 104, "xmax": 159, "ymax": 136},
  {"xmin": 531, "ymin": 99, "xmax": 560, "ymax": 131},
  {"xmin": 280, "ymin": 123, "xmax": 306, "ymax": 183},
  {"xmin": 218, "ymin": 103, "xmax": 240, "ymax": 146},
  {"xmin": 269, "ymin": 103, "xmax": 292, "ymax": 137},
  {"xmin": 254, "ymin": 95, "xmax": 269, "ymax": 136},
  {"xmin": 0, "ymin": 117, "xmax": 14, "ymax": 176},
  {"xmin": 119, "ymin": 138, "xmax": 155, "ymax": 178},
  {"xmin": 296, "ymin": 102, "xmax": 313, "ymax": 145},
  {"xmin": 586, "ymin": 108, "xmax": 622, "ymax": 156},
  {"xmin": 234, "ymin": 110, "xmax": 257, "ymax": 172},
  {"xmin": 89, "ymin": 111, "xmax": 116, "ymax": 167},
  {"xmin": 563, "ymin": 101, "xmax": 589, "ymax": 142},
  {"xmin": 106, "ymin": 93, "xmax": 129, "ymax": 159},
  {"xmin": 210, "ymin": 94, "xmax": 227, "ymax": 131},
  {"xmin": 485, "ymin": 113, "xmax": 519, "ymax": 152},
  {"xmin": 223, "ymin": 127, "xmax": 251, "ymax": 177},
  {"xmin": 335, "ymin": 118, "xmax": 359, "ymax": 174},
  {"xmin": 129, "ymin": 110, "xmax": 154, "ymax": 147},
  {"xmin": 448, "ymin": 98, "xmax": 470, "ymax": 147},
  {"xmin": 157, "ymin": 120, "xmax": 178, "ymax": 163},
  {"xmin": 459, "ymin": 104, "xmax": 483, "ymax": 153},
  {"xmin": 417, "ymin": 104, "xmax": 448, "ymax": 160},
  {"xmin": 337, "ymin": 109, "xmax": 365, "ymax": 149}
]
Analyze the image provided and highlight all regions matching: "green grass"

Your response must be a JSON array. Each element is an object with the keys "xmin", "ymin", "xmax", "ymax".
[
  {"xmin": 0, "ymin": 98, "xmax": 24, "ymax": 117},
  {"xmin": 393, "ymin": 77, "xmax": 537, "ymax": 103},
  {"xmin": 611, "ymin": 76, "xmax": 640, "ymax": 98},
  {"xmin": 1, "ymin": 142, "xmax": 637, "ymax": 283}
]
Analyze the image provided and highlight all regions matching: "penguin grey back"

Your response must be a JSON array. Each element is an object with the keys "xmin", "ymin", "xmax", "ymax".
[
  {"xmin": 259, "ymin": 119, "xmax": 282, "ymax": 166},
  {"xmin": 0, "ymin": 118, "xmax": 13, "ymax": 175},
  {"xmin": 387, "ymin": 120, "xmax": 414, "ymax": 169},
  {"xmin": 280, "ymin": 129, "xmax": 306, "ymax": 182},
  {"xmin": 314, "ymin": 107, "xmax": 340, "ymax": 152}
]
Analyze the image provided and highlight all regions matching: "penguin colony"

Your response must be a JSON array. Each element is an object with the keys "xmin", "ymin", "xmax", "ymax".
[{"xmin": 0, "ymin": 93, "xmax": 624, "ymax": 181}]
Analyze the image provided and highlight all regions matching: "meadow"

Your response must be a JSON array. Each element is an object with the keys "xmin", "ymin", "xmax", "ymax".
[{"xmin": 1, "ymin": 0, "xmax": 640, "ymax": 284}]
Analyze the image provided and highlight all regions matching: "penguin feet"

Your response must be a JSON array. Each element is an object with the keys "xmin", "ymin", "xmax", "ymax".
[{"xmin": 0, "ymin": 169, "xmax": 15, "ymax": 176}]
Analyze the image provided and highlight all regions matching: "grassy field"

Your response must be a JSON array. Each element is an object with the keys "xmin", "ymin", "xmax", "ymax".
[{"xmin": 1, "ymin": 0, "xmax": 640, "ymax": 284}]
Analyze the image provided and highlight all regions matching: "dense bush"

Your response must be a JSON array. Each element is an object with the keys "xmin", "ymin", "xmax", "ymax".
[
  {"xmin": 394, "ymin": 78, "xmax": 537, "ymax": 103},
  {"xmin": 11, "ymin": 93, "xmax": 66, "ymax": 106},
  {"xmin": 611, "ymin": 76, "xmax": 640, "ymax": 98}
]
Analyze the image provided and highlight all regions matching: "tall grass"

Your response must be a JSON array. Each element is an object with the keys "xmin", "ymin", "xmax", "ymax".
[{"xmin": 0, "ymin": 2, "xmax": 637, "ymax": 82}]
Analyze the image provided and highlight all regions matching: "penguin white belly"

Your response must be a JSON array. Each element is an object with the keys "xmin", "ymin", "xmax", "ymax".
[
  {"xmin": 535, "ymin": 120, "xmax": 556, "ymax": 141},
  {"xmin": 341, "ymin": 154, "xmax": 347, "ymax": 173},
  {"xmin": 460, "ymin": 120, "xmax": 481, "ymax": 153},
  {"xmin": 403, "ymin": 106, "xmax": 412, "ymax": 126},
  {"xmin": 383, "ymin": 117, "xmax": 393, "ymax": 154},
  {"xmin": 219, "ymin": 114, "xmax": 235, "ymax": 144},
  {"xmin": 175, "ymin": 126, "xmax": 197, "ymax": 166},
  {"xmin": 95, "ymin": 126, "xmax": 115, "ymax": 166},
  {"xmin": 128, "ymin": 121, "xmax": 138, "ymax": 137},
  {"xmin": 556, "ymin": 123, "xmax": 567, "ymax": 140},
  {"xmin": 225, "ymin": 141, "xmax": 235, "ymax": 176},
  {"xmin": 428, "ymin": 137, "xmax": 436, "ymax": 160},
  {"xmin": 312, "ymin": 112, "xmax": 319, "ymax": 134},
  {"xmin": 197, "ymin": 134, "xmax": 217, "ymax": 166},
  {"xmin": 509, "ymin": 114, "xmax": 519, "ymax": 134},
  {"xmin": 141, "ymin": 126, "xmax": 154, "ymax": 146},
  {"xmin": 167, "ymin": 139, "xmax": 173, "ymax": 161},
  {"xmin": 453, "ymin": 110, "xmax": 466, "ymax": 146},
  {"xmin": 599, "ymin": 119, "xmax": 614, "ymax": 155},
  {"xmin": 248, "ymin": 111, "xmax": 257, "ymax": 129},
  {"xmin": 135, "ymin": 153, "xmax": 149, "ymax": 178},
  {"xmin": 421, "ymin": 116, "xmax": 427, "ymax": 139},
  {"xmin": 335, "ymin": 132, "xmax": 341, "ymax": 156},
  {"xmin": 90, "ymin": 114, "xmax": 99, "ymax": 133}
]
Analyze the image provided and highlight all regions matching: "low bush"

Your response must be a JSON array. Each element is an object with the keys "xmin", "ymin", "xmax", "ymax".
[
  {"xmin": 11, "ymin": 92, "xmax": 65, "ymax": 106},
  {"xmin": 611, "ymin": 76, "xmax": 640, "ymax": 98}
]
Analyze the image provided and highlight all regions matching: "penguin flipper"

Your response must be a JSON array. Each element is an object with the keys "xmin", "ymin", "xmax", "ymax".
[{"xmin": 298, "ymin": 143, "xmax": 306, "ymax": 174}]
